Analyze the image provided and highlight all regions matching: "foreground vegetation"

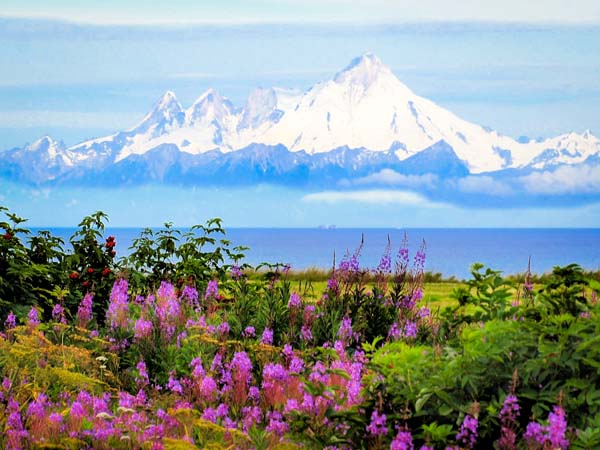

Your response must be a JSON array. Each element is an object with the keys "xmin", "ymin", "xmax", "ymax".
[{"xmin": 1, "ymin": 207, "xmax": 600, "ymax": 449}]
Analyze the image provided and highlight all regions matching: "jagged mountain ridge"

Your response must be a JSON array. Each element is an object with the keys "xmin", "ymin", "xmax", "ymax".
[{"xmin": 1, "ymin": 53, "xmax": 599, "ymax": 186}]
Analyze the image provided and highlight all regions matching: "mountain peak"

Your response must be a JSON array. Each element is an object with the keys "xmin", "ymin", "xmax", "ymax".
[
  {"xmin": 186, "ymin": 88, "xmax": 233, "ymax": 126},
  {"xmin": 157, "ymin": 90, "xmax": 179, "ymax": 107},
  {"xmin": 333, "ymin": 53, "xmax": 391, "ymax": 87},
  {"xmin": 28, "ymin": 135, "xmax": 62, "ymax": 152},
  {"xmin": 131, "ymin": 90, "xmax": 183, "ymax": 134}
]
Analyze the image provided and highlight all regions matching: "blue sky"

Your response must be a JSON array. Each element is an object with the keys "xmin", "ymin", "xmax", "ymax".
[
  {"xmin": 1, "ymin": 20, "xmax": 599, "ymax": 149},
  {"xmin": 1, "ymin": 4, "xmax": 600, "ymax": 227}
]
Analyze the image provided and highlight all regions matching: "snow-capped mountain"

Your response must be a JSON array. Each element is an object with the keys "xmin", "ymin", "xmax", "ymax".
[{"xmin": 1, "ymin": 53, "xmax": 599, "ymax": 186}]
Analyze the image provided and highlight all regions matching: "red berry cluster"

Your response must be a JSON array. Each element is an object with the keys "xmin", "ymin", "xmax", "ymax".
[
  {"xmin": 3, "ymin": 232, "xmax": 12, "ymax": 240},
  {"xmin": 105, "ymin": 236, "xmax": 116, "ymax": 256}
]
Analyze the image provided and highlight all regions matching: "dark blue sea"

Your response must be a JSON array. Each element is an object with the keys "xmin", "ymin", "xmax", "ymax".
[{"xmin": 36, "ymin": 228, "xmax": 600, "ymax": 280}]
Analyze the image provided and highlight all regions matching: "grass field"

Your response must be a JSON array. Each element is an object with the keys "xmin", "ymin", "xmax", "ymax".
[{"xmin": 286, "ymin": 279, "xmax": 463, "ymax": 308}]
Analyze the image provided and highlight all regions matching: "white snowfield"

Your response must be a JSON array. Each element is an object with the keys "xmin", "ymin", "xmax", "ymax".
[{"xmin": 16, "ymin": 54, "xmax": 600, "ymax": 174}]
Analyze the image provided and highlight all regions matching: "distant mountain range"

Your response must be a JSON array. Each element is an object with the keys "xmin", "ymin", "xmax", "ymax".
[{"xmin": 1, "ymin": 53, "xmax": 599, "ymax": 193}]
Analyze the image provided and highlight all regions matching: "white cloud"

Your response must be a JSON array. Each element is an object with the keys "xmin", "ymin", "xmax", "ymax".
[
  {"xmin": 352, "ymin": 169, "xmax": 439, "ymax": 188},
  {"xmin": 455, "ymin": 175, "xmax": 513, "ymax": 195},
  {"xmin": 4, "ymin": 0, "xmax": 600, "ymax": 24},
  {"xmin": 302, "ymin": 189, "xmax": 447, "ymax": 207},
  {"xmin": 519, "ymin": 165, "xmax": 600, "ymax": 194}
]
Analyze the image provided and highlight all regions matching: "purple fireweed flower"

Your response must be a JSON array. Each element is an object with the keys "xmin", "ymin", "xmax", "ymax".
[
  {"xmin": 248, "ymin": 386, "xmax": 260, "ymax": 403},
  {"xmin": 230, "ymin": 351, "xmax": 253, "ymax": 386},
  {"xmin": 261, "ymin": 327, "xmax": 273, "ymax": 345},
  {"xmin": 157, "ymin": 281, "xmax": 175, "ymax": 299},
  {"xmin": 242, "ymin": 406, "xmax": 262, "ymax": 432},
  {"xmin": 167, "ymin": 373, "xmax": 183, "ymax": 395},
  {"xmin": 52, "ymin": 304, "xmax": 66, "ymax": 324},
  {"xmin": 200, "ymin": 376, "xmax": 217, "ymax": 400},
  {"xmin": 205, "ymin": 280, "xmax": 219, "ymax": 299},
  {"xmin": 135, "ymin": 360, "xmax": 149, "ymax": 387},
  {"xmin": 262, "ymin": 363, "xmax": 288, "ymax": 386},
  {"xmin": 334, "ymin": 340, "xmax": 346, "ymax": 359},
  {"xmin": 190, "ymin": 357, "xmax": 205, "ymax": 379},
  {"xmin": 337, "ymin": 316, "xmax": 357, "ymax": 344},
  {"xmin": 403, "ymin": 321, "xmax": 418, "ymax": 339},
  {"xmin": 243, "ymin": 326, "xmax": 256, "ymax": 338},
  {"xmin": 202, "ymin": 407, "xmax": 218, "ymax": 423},
  {"xmin": 289, "ymin": 357, "xmax": 304, "ymax": 373},
  {"xmin": 180, "ymin": 285, "xmax": 199, "ymax": 308},
  {"xmin": 217, "ymin": 321, "xmax": 230, "ymax": 337},
  {"xmin": 266, "ymin": 410, "xmax": 289, "ymax": 437},
  {"xmin": 282, "ymin": 343, "xmax": 294, "ymax": 358},
  {"xmin": 70, "ymin": 401, "xmax": 87, "ymax": 420},
  {"xmin": 283, "ymin": 398, "xmax": 300, "ymax": 414},
  {"xmin": 347, "ymin": 373, "xmax": 362, "ymax": 405},
  {"xmin": 411, "ymin": 288, "xmax": 423, "ymax": 303},
  {"xmin": 391, "ymin": 430, "xmax": 414, "ymax": 450},
  {"xmin": 76, "ymin": 390, "xmax": 92, "ymax": 407},
  {"xmin": 49, "ymin": 412, "xmax": 63, "ymax": 425},
  {"xmin": 176, "ymin": 331, "xmax": 187, "ymax": 347},
  {"xmin": 418, "ymin": 306, "xmax": 430, "ymax": 318},
  {"xmin": 133, "ymin": 318, "xmax": 153, "ymax": 341},
  {"xmin": 548, "ymin": 406, "xmax": 569, "ymax": 449},
  {"xmin": 456, "ymin": 415, "xmax": 478, "ymax": 449},
  {"xmin": 6, "ymin": 398, "xmax": 28, "ymax": 450},
  {"xmin": 309, "ymin": 361, "xmax": 329, "ymax": 384},
  {"xmin": 524, "ymin": 422, "xmax": 545, "ymax": 445},
  {"xmin": 27, "ymin": 393, "xmax": 48, "ymax": 418},
  {"xmin": 388, "ymin": 322, "xmax": 401, "ymax": 340},
  {"xmin": 366, "ymin": 410, "xmax": 388, "ymax": 436},
  {"xmin": 231, "ymin": 264, "xmax": 243, "ymax": 279},
  {"xmin": 27, "ymin": 307, "xmax": 40, "ymax": 328},
  {"xmin": 5, "ymin": 311, "xmax": 16, "ymax": 329},
  {"xmin": 106, "ymin": 279, "xmax": 129, "ymax": 330},
  {"xmin": 304, "ymin": 304, "xmax": 316, "ymax": 316},
  {"xmin": 413, "ymin": 246, "xmax": 426, "ymax": 273},
  {"xmin": 211, "ymin": 352, "xmax": 223, "ymax": 373},
  {"xmin": 216, "ymin": 403, "xmax": 229, "ymax": 418},
  {"xmin": 349, "ymin": 254, "xmax": 360, "ymax": 273},
  {"xmin": 77, "ymin": 293, "xmax": 94, "ymax": 327},
  {"xmin": 376, "ymin": 252, "xmax": 392, "ymax": 274},
  {"xmin": 327, "ymin": 277, "xmax": 339, "ymax": 294},
  {"xmin": 300, "ymin": 325, "xmax": 313, "ymax": 341},
  {"xmin": 523, "ymin": 406, "xmax": 569, "ymax": 449},
  {"xmin": 2, "ymin": 377, "xmax": 12, "ymax": 391},
  {"xmin": 497, "ymin": 395, "xmax": 520, "ymax": 449},
  {"xmin": 500, "ymin": 395, "xmax": 520, "ymax": 424},
  {"xmin": 288, "ymin": 292, "xmax": 302, "ymax": 309}
]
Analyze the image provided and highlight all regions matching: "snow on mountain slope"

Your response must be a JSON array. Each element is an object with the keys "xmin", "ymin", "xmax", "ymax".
[
  {"xmin": 255, "ymin": 54, "xmax": 541, "ymax": 172},
  {"xmin": 3, "ymin": 53, "xmax": 599, "ymax": 181},
  {"xmin": 525, "ymin": 130, "xmax": 600, "ymax": 169},
  {"xmin": 0, "ymin": 136, "xmax": 74, "ymax": 182}
]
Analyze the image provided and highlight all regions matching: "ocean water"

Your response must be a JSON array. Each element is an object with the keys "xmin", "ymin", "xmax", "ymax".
[{"xmin": 38, "ymin": 228, "xmax": 600, "ymax": 279}]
